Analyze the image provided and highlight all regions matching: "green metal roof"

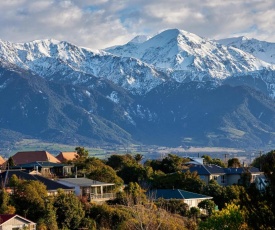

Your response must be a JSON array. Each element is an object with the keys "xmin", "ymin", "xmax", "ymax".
[{"xmin": 149, "ymin": 189, "xmax": 212, "ymax": 200}]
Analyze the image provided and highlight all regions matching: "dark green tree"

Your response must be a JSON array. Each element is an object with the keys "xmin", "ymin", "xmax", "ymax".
[
  {"xmin": 203, "ymin": 180, "xmax": 225, "ymax": 209},
  {"xmin": 54, "ymin": 189, "xmax": 85, "ymax": 230},
  {"xmin": 11, "ymin": 178, "xmax": 48, "ymax": 221},
  {"xmin": 106, "ymin": 154, "xmax": 135, "ymax": 171},
  {"xmin": 0, "ymin": 190, "xmax": 15, "ymax": 214},
  {"xmin": 37, "ymin": 199, "xmax": 58, "ymax": 230},
  {"xmin": 199, "ymin": 203, "xmax": 246, "ymax": 230},
  {"xmin": 144, "ymin": 159, "xmax": 162, "ymax": 171},
  {"xmin": 88, "ymin": 203, "xmax": 129, "ymax": 229},
  {"xmin": 203, "ymin": 155, "xmax": 225, "ymax": 167},
  {"xmin": 188, "ymin": 207, "xmax": 200, "ymax": 220},
  {"xmin": 243, "ymin": 150, "xmax": 275, "ymax": 229},
  {"xmin": 198, "ymin": 199, "xmax": 216, "ymax": 216},
  {"xmin": 160, "ymin": 154, "xmax": 186, "ymax": 173},
  {"xmin": 134, "ymin": 153, "xmax": 143, "ymax": 163},
  {"xmin": 117, "ymin": 164, "xmax": 147, "ymax": 184},
  {"xmin": 228, "ymin": 158, "xmax": 242, "ymax": 168},
  {"xmin": 152, "ymin": 171, "xmax": 205, "ymax": 193},
  {"xmin": 155, "ymin": 198, "xmax": 189, "ymax": 216},
  {"xmin": 85, "ymin": 157, "xmax": 123, "ymax": 186},
  {"xmin": 7, "ymin": 157, "xmax": 15, "ymax": 168},
  {"xmin": 238, "ymin": 168, "xmax": 252, "ymax": 188}
]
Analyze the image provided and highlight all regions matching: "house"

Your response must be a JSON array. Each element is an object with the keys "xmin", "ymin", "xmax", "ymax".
[
  {"xmin": 58, "ymin": 177, "xmax": 115, "ymax": 202},
  {"xmin": 11, "ymin": 161, "xmax": 73, "ymax": 178},
  {"xmin": 0, "ymin": 156, "xmax": 5, "ymax": 166},
  {"xmin": 185, "ymin": 164, "xmax": 263, "ymax": 186},
  {"xmin": 6, "ymin": 151, "xmax": 61, "ymax": 168},
  {"xmin": 0, "ymin": 214, "xmax": 36, "ymax": 230},
  {"xmin": 148, "ymin": 189, "xmax": 213, "ymax": 209},
  {"xmin": 0, "ymin": 170, "xmax": 74, "ymax": 196},
  {"xmin": 187, "ymin": 164, "xmax": 226, "ymax": 185},
  {"xmin": 56, "ymin": 151, "xmax": 78, "ymax": 163},
  {"xmin": 224, "ymin": 167, "xmax": 263, "ymax": 185}
]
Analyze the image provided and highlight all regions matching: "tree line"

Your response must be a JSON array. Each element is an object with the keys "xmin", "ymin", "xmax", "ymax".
[{"xmin": 1, "ymin": 147, "xmax": 275, "ymax": 229}]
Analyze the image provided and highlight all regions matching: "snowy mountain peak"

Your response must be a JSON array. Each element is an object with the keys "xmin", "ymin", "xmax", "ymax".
[
  {"xmin": 106, "ymin": 28, "xmax": 274, "ymax": 81},
  {"xmin": 128, "ymin": 35, "xmax": 151, "ymax": 44},
  {"xmin": 217, "ymin": 36, "xmax": 275, "ymax": 64},
  {"xmin": 0, "ymin": 38, "xmax": 165, "ymax": 95}
]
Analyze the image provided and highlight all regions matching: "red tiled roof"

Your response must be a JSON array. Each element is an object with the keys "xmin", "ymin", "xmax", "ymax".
[
  {"xmin": 0, "ymin": 156, "xmax": 5, "ymax": 165},
  {"xmin": 0, "ymin": 214, "xmax": 36, "ymax": 225},
  {"xmin": 0, "ymin": 214, "xmax": 16, "ymax": 224},
  {"xmin": 11, "ymin": 151, "xmax": 60, "ymax": 165},
  {"xmin": 56, "ymin": 152, "xmax": 78, "ymax": 163}
]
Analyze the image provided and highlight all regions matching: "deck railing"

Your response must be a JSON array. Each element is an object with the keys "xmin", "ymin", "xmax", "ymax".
[{"xmin": 90, "ymin": 193, "xmax": 115, "ymax": 200}]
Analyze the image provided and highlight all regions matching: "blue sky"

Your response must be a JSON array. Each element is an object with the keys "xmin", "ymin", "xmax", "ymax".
[{"xmin": 0, "ymin": 0, "xmax": 274, "ymax": 49}]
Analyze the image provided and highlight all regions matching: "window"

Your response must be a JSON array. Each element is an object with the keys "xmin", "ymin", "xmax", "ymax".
[{"xmin": 221, "ymin": 175, "xmax": 226, "ymax": 184}]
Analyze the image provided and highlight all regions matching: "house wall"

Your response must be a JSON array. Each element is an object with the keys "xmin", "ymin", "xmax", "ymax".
[
  {"xmin": 0, "ymin": 217, "xmax": 36, "ymax": 230},
  {"xmin": 57, "ymin": 181, "xmax": 80, "ymax": 196},
  {"xmin": 210, "ymin": 174, "xmax": 226, "ymax": 186},
  {"xmin": 184, "ymin": 198, "xmax": 211, "ymax": 208},
  {"xmin": 199, "ymin": 175, "xmax": 210, "ymax": 184},
  {"xmin": 227, "ymin": 174, "xmax": 241, "ymax": 185},
  {"xmin": 251, "ymin": 173, "xmax": 262, "ymax": 183}
]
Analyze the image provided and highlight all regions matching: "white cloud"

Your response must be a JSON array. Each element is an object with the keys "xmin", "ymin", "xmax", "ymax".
[{"xmin": 0, "ymin": 0, "xmax": 274, "ymax": 49}]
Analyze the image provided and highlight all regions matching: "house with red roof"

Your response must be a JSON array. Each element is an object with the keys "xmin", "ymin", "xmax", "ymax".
[
  {"xmin": 0, "ymin": 156, "xmax": 5, "ymax": 166},
  {"xmin": 56, "ymin": 151, "xmax": 78, "ymax": 163},
  {"xmin": 0, "ymin": 214, "xmax": 36, "ymax": 229},
  {"xmin": 11, "ymin": 151, "xmax": 61, "ymax": 165}
]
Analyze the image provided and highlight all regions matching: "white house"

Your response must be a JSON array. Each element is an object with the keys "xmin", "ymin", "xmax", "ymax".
[
  {"xmin": 148, "ymin": 189, "xmax": 213, "ymax": 209},
  {"xmin": 0, "ymin": 214, "xmax": 36, "ymax": 230},
  {"xmin": 58, "ymin": 177, "xmax": 115, "ymax": 202}
]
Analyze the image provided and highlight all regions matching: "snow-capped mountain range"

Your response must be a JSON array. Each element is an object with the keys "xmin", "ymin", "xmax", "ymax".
[
  {"xmin": 0, "ymin": 39, "xmax": 164, "ymax": 95},
  {"xmin": 106, "ymin": 29, "xmax": 275, "ymax": 83},
  {"xmin": 2, "ymin": 28, "xmax": 275, "ymax": 149},
  {"xmin": 217, "ymin": 36, "xmax": 275, "ymax": 64},
  {"xmin": 1, "ymin": 28, "xmax": 275, "ymax": 96}
]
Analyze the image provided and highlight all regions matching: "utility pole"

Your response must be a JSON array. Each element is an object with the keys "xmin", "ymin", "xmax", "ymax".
[{"xmin": 224, "ymin": 153, "xmax": 228, "ymax": 166}]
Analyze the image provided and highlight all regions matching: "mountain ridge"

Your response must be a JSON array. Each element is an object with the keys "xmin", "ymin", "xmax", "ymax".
[{"xmin": 1, "ymin": 28, "xmax": 275, "ymax": 149}]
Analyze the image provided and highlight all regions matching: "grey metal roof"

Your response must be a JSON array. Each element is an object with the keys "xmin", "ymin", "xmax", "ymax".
[
  {"xmin": 186, "ymin": 164, "xmax": 225, "ymax": 175},
  {"xmin": 58, "ymin": 177, "xmax": 114, "ymax": 187},
  {"xmin": 0, "ymin": 170, "xmax": 74, "ymax": 191},
  {"xmin": 186, "ymin": 164, "xmax": 262, "ymax": 175}
]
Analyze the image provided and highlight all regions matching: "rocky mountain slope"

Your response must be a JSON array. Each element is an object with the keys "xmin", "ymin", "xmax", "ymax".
[{"xmin": 1, "ymin": 29, "xmax": 275, "ymax": 149}]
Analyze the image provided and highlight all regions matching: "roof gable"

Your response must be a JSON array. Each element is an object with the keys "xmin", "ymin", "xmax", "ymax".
[
  {"xmin": 0, "ymin": 214, "xmax": 16, "ymax": 224},
  {"xmin": 56, "ymin": 152, "xmax": 78, "ymax": 162},
  {"xmin": 0, "ymin": 214, "xmax": 35, "ymax": 225},
  {"xmin": 0, "ymin": 156, "xmax": 5, "ymax": 165}
]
